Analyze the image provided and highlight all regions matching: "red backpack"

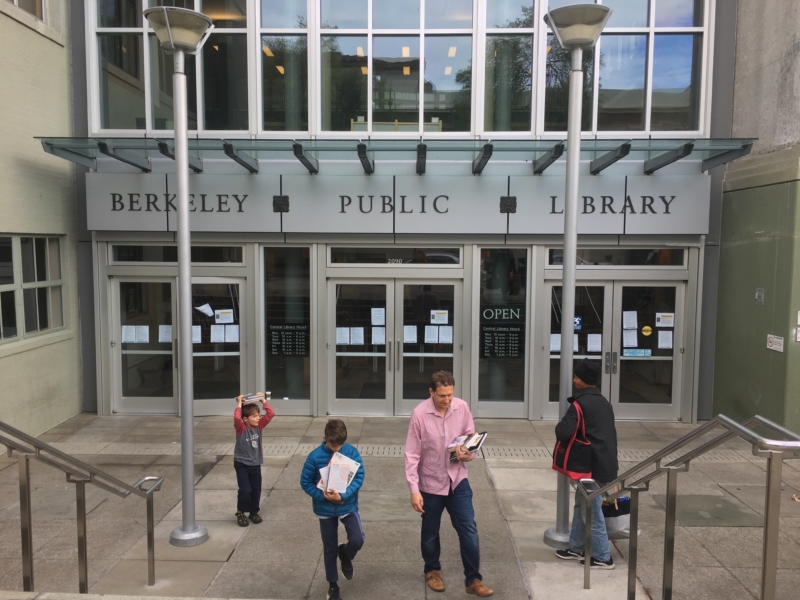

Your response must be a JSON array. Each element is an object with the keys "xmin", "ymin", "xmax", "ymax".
[{"xmin": 552, "ymin": 402, "xmax": 592, "ymax": 480}]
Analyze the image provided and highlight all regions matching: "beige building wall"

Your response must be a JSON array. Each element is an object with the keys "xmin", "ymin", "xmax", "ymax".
[
  {"xmin": 0, "ymin": 3, "xmax": 83, "ymax": 433},
  {"xmin": 732, "ymin": 0, "xmax": 800, "ymax": 156}
]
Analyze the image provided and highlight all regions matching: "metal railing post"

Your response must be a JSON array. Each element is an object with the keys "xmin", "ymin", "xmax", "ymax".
[
  {"xmin": 18, "ymin": 454, "xmax": 34, "ymax": 591},
  {"xmin": 584, "ymin": 492, "xmax": 592, "ymax": 589},
  {"xmin": 627, "ymin": 489, "xmax": 640, "ymax": 600},
  {"xmin": 662, "ymin": 468, "xmax": 679, "ymax": 600},
  {"xmin": 75, "ymin": 480, "xmax": 89, "ymax": 593},
  {"xmin": 147, "ymin": 491, "xmax": 156, "ymax": 586},
  {"xmin": 760, "ymin": 451, "xmax": 783, "ymax": 600}
]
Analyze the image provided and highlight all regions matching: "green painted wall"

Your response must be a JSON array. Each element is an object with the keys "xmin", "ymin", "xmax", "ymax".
[{"xmin": 714, "ymin": 181, "xmax": 800, "ymax": 430}]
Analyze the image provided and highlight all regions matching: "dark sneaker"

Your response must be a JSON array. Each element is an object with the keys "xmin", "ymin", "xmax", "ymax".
[
  {"xmin": 338, "ymin": 544, "xmax": 353, "ymax": 580},
  {"xmin": 235, "ymin": 511, "xmax": 249, "ymax": 527},
  {"xmin": 249, "ymin": 513, "xmax": 262, "ymax": 524},
  {"xmin": 555, "ymin": 548, "xmax": 584, "ymax": 561},
  {"xmin": 580, "ymin": 556, "xmax": 615, "ymax": 570},
  {"xmin": 327, "ymin": 583, "xmax": 341, "ymax": 600}
]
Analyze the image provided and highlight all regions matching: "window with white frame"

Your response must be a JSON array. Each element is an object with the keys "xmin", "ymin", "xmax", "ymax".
[
  {"xmin": 0, "ymin": 236, "xmax": 65, "ymax": 344},
  {"xmin": 89, "ymin": 0, "xmax": 710, "ymax": 136},
  {"xmin": 544, "ymin": 0, "xmax": 704, "ymax": 133},
  {"xmin": 5, "ymin": 0, "xmax": 44, "ymax": 21},
  {"xmin": 320, "ymin": 0, "xmax": 474, "ymax": 133}
]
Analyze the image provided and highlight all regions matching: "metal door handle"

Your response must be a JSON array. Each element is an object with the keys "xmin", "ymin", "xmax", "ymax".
[
  {"xmin": 396, "ymin": 340, "xmax": 401, "ymax": 371},
  {"xmin": 604, "ymin": 352, "xmax": 611, "ymax": 374},
  {"xmin": 612, "ymin": 351, "xmax": 618, "ymax": 374},
  {"xmin": 387, "ymin": 340, "xmax": 392, "ymax": 371}
]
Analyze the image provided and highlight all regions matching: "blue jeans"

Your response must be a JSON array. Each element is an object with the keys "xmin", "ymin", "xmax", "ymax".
[
  {"xmin": 420, "ymin": 479, "xmax": 481, "ymax": 587},
  {"xmin": 233, "ymin": 461, "xmax": 261, "ymax": 515},
  {"xmin": 569, "ymin": 482, "xmax": 611, "ymax": 562},
  {"xmin": 319, "ymin": 512, "xmax": 365, "ymax": 583}
]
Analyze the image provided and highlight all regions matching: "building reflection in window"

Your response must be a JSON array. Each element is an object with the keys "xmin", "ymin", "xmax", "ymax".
[
  {"xmin": 651, "ymin": 34, "xmax": 702, "ymax": 131},
  {"xmin": 485, "ymin": 35, "xmax": 532, "ymax": 132},
  {"xmin": 544, "ymin": 34, "xmax": 593, "ymax": 131},
  {"xmin": 203, "ymin": 34, "xmax": 249, "ymax": 130},
  {"xmin": 98, "ymin": 34, "xmax": 145, "ymax": 129},
  {"xmin": 321, "ymin": 36, "xmax": 368, "ymax": 131},
  {"xmin": 424, "ymin": 36, "xmax": 472, "ymax": 132},
  {"xmin": 262, "ymin": 35, "xmax": 308, "ymax": 131},
  {"xmin": 373, "ymin": 36, "xmax": 420, "ymax": 130},
  {"xmin": 597, "ymin": 34, "xmax": 647, "ymax": 131}
]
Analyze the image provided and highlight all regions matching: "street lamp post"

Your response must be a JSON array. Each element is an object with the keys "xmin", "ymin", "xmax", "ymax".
[
  {"xmin": 144, "ymin": 6, "xmax": 214, "ymax": 547},
  {"xmin": 542, "ymin": 4, "xmax": 611, "ymax": 550}
]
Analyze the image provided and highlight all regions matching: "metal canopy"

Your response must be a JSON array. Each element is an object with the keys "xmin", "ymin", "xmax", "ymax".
[{"xmin": 38, "ymin": 137, "xmax": 755, "ymax": 175}]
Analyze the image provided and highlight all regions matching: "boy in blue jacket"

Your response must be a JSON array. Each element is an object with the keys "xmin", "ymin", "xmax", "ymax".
[{"xmin": 301, "ymin": 419, "xmax": 365, "ymax": 600}]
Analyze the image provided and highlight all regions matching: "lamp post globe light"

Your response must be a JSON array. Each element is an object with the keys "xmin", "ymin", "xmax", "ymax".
[
  {"xmin": 143, "ymin": 6, "xmax": 214, "ymax": 548},
  {"xmin": 541, "ymin": 4, "xmax": 611, "ymax": 550}
]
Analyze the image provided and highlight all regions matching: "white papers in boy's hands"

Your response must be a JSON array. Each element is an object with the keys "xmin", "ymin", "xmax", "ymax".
[{"xmin": 316, "ymin": 451, "xmax": 361, "ymax": 493}]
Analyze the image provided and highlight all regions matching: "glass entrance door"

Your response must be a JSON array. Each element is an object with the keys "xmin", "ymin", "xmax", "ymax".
[
  {"xmin": 113, "ymin": 279, "xmax": 178, "ymax": 414},
  {"xmin": 191, "ymin": 277, "xmax": 244, "ymax": 414},
  {"xmin": 545, "ymin": 281, "xmax": 683, "ymax": 420},
  {"xmin": 545, "ymin": 283, "xmax": 613, "ymax": 419},
  {"xmin": 328, "ymin": 279, "xmax": 460, "ymax": 416},
  {"xmin": 609, "ymin": 283, "xmax": 683, "ymax": 421}
]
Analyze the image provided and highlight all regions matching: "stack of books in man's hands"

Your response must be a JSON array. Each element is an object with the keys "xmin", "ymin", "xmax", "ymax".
[{"xmin": 447, "ymin": 431, "xmax": 488, "ymax": 460}]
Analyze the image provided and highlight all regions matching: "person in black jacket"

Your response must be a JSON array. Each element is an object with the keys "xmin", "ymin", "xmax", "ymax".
[{"xmin": 553, "ymin": 359, "xmax": 619, "ymax": 569}]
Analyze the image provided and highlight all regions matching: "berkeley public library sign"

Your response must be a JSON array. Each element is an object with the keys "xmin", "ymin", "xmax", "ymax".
[{"xmin": 85, "ymin": 172, "xmax": 711, "ymax": 235}]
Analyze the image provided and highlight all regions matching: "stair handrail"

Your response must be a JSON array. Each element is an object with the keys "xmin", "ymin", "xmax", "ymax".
[
  {"xmin": 574, "ymin": 414, "xmax": 800, "ymax": 600},
  {"xmin": 0, "ymin": 420, "xmax": 163, "ymax": 593}
]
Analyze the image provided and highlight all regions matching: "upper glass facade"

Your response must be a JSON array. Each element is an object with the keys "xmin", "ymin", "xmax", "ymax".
[{"xmin": 91, "ymin": 0, "xmax": 709, "ymax": 135}]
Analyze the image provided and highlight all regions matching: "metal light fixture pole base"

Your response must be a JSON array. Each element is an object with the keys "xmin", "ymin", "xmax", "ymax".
[
  {"xmin": 543, "ymin": 45, "xmax": 584, "ymax": 551},
  {"xmin": 167, "ymin": 47, "xmax": 208, "ymax": 548},
  {"xmin": 170, "ymin": 523, "xmax": 209, "ymax": 547}
]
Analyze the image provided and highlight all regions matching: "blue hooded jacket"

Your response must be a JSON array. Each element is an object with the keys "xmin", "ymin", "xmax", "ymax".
[{"xmin": 300, "ymin": 441, "xmax": 365, "ymax": 517}]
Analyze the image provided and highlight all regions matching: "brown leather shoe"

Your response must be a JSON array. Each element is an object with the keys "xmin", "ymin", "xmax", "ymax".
[
  {"xmin": 466, "ymin": 579, "xmax": 494, "ymax": 597},
  {"xmin": 426, "ymin": 570, "xmax": 445, "ymax": 592}
]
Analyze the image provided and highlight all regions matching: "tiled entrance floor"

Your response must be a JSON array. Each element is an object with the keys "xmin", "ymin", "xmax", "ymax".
[{"xmin": 0, "ymin": 414, "xmax": 798, "ymax": 599}]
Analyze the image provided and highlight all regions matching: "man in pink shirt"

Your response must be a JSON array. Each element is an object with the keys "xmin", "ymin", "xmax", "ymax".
[{"xmin": 404, "ymin": 371, "xmax": 494, "ymax": 598}]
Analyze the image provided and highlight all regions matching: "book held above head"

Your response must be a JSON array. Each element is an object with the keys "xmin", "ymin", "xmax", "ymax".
[{"xmin": 240, "ymin": 391, "xmax": 271, "ymax": 405}]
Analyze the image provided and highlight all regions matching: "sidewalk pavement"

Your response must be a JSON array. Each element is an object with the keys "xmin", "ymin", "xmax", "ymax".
[{"xmin": 0, "ymin": 414, "xmax": 798, "ymax": 599}]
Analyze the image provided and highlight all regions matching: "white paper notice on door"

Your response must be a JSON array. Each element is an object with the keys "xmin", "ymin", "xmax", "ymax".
[
  {"xmin": 225, "ymin": 324, "xmax": 240, "ymax": 343},
  {"xmin": 372, "ymin": 327, "xmax": 386, "ymax": 345},
  {"xmin": 587, "ymin": 333, "xmax": 602, "ymax": 353},
  {"xmin": 439, "ymin": 326, "xmax": 453, "ymax": 344},
  {"xmin": 549, "ymin": 333, "xmax": 561, "ymax": 352},
  {"xmin": 350, "ymin": 327, "xmax": 365, "ymax": 345},
  {"xmin": 215, "ymin": 309, "xmax": 234, "ymax": 324},
  {"xmin": 336, "ymin": 327, "xmax": 350, "ymax": 345},
  {"xmin": 623, "ymin": 329, "xmax": 638, "ymax": 347},
  {"xmin": 658, "ymin": 330, "xmax": 673, "ymax": 349},
  {"xmin": 425, "ymin": 325, "xmax": 439, "ymax": 343},
  {"xmin": 371, "ymin": 308, "xmax": 385, "ymax": 326},
  {"xmin": 404, "ymin": 325, "xmax": 418, "ymax": 344},
  {"xmin": 194, "ymin": 303, "xmax": 213, "ymax": 317},
  {"xmin": 656, "ymin": 312, "xmax": 675, "ymax": 328},
  {"xmin": 158, "ymin": 325, "xmax": 172, "ymax": 343},
  {"xmin": 135, "ymin": 326, "xmax": 150, "ymax": 343},
  {"xmin": 573, "ymin": 334, "xmax": 579, "ymax": 352},
  {"xmin": 210, "ymin": 325, "xmax": 225, "ymax": 343},
  {"xmin": 623, "ymin": 311, "xmax": 638, "ymax": 330},
  {"xmin": 121, "ymin": 326, "xmax": 136, "ymax": 344},
  {"xmin": 192, "ymin": 325, "xmax": 202, "ymax": 344},
  {"xmin": 430, "ymin": 310, "xmax": 449, "ymax": 324}
]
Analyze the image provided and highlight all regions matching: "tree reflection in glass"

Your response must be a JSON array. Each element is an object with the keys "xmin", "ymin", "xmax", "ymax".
[
  {"xmin": 321, "ymin": 36, "xmax": 369, "ymax": 131},
  {"xmin": 544, "ymin": 34, "xmax": 593, "ymax": 132},
  {"xmin": 262, "ymin": 35, "xmax": 308, "ymax": 131},
  {"xmin": 484, "ymin": 35, "xmax": 532, "ymax": 132}
]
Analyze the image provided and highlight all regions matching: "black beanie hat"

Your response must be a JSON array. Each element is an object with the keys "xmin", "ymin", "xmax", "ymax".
[{"xmin": 574, "ymin": 359, "xmax": 601, "ymax": 386}]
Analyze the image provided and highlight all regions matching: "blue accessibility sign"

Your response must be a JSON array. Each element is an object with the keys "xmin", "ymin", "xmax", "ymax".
[{"xmin": 574, "ymin": 316, "xmax": 582, "ymax": 331}]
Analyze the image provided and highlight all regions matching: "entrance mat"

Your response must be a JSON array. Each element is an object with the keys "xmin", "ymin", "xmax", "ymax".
[{"xmin": 651, "ymin": 493, "xmax": 763, "ymax": 527}]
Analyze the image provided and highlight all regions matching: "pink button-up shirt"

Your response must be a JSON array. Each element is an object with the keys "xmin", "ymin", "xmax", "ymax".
[{"xmin": 404, "ymin": 396, "xmax": 475, "ymax": 496}]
